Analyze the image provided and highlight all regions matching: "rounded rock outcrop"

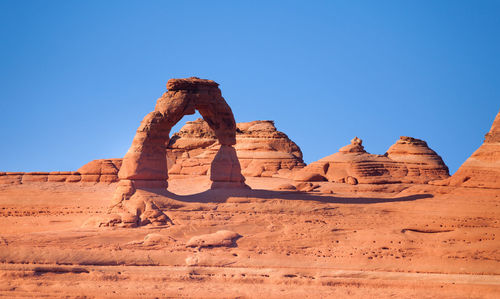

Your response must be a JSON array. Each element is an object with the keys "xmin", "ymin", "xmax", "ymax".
[
  {"xmin": 167, "ymin": 119, "xmax": 305, "ymax": 178},
  {"xmin": 77, "ymin": 159, "xmax": 122, "ymax": 183},
  {"xmin": 385, "ymin": 136, "xmax": 449, "ymax": 184},
  {"xmin": 294, "ymin": 136, "xmax": 449, "ymax": 185}
]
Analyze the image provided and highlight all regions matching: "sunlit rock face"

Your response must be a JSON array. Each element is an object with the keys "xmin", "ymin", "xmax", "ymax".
[
  {"xmin": 385, "ymin": 136, "xmax": 450, "ymax": 184},
  {"xmin": 442, "ymin": 110, "xmax": 500, "ymax": 188},
  {"xmin": 77, "ymin": 159, "xmax": 122, "ymax": 183},
  {"xmin": 109, "ymin": 77, "xmax": 247, "ymax": 227},
  {"xmin": 167, "ymin": 118, "xmax": 305, "ymax": 178},
  {"xmin": 0, "ymin": 159, "xmax": 122, "ymax": 185},
  {"xmin": 294, "ymin": 136, "xmax": 449, "ymax": 185}
]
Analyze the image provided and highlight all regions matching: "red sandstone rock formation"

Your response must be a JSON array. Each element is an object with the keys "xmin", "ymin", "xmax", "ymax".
[
  {"xmin": 0, "ymin": 159, "xmax": 121, "ymax": 185},
  {"xmin": 77, "ymin": 159, "xmax": 122, "ymax": 183},
  {"xmin": 386, "ymin": 136, "xmax": 449, "ymax": 184},
  {"xmin": 167, "ymin": 119, "xmax": 305, "ymax": 178},
  {"xmin": 108, "ymin": 77, "xmax": 247, "ymax": 227},
  {"xmin": 0, "ymin": 172, "xmax": 24, "ymax": 184},
  {"xmin": 294, "ymin": 136, "xmax": 449, "ymax": 184},
  {"xmin": 439, "ymin": 110, "xmax": 500, "ymax": 188}
]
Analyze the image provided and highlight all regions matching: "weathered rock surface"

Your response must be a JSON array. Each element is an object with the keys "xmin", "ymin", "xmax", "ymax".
[
  {"xmin": 294, "ymin": 136, "xmax": 449, "ymax": 184},
  {"xmin": 186, "ymin": 230, "xmax": 241, "ymax": 248},
  {"xmin": 167, "ymin": 119, "xmax": 305, "ymax": 178},
  {"xmin": 110, "ymin": 77, "xmax": 247, "ymax": 227},
  {"xmin": 438, "ymin": 110, "xmax": 500, "ymax": 188},
  {"xmin": 386, "ymin": 136, "xmax": 450, "ymax": 184},
  {"xmin": 47, "ymin": 171, "xmax": 73, "ymax": 182},
  {"xmin": 0, "ymin": 159, "xmax": 122, "ymax": 185},
  {"xmin": 77, "ymin": 159, "xmax": 122, "ymax": 183},
  {"xmin": 0, "ymin": 172, "xmax": 24, "ymax": 185}
]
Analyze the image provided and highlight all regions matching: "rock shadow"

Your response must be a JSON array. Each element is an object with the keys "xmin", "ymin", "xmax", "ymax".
[{"xmin": 150, "ymin": 188, "xmax": 433, "ymax": 205}]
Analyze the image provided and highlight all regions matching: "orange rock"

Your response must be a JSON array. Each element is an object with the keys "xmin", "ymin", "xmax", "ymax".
[
  {"xmin": 295, "ymin": 182, "xmax": 320, "ymax": 192},
  {"xmin": 210, "ymin": 145, "xmax": 246, "ymax": 189},
  {"xmin": 77, "ymin": 159, "xmax": 122, "ymax": 183},
  {"xmin": 22, "ymin": 172, "xmax": 49, "ymax": 183},
  {"xmin": 442, "ymin": 110, "xmax": 500, "ymax": 188},
  {"xmin": 47, "ymin": 171, "xmax": 70, "ymax": 182},
  {"xmin": 186, "ymin": 230, "xmax": 241, "ymax": 248},
  {"xmin": 294, "ymin": 137, "xmax": 403, "ymax": 184},
  {"xmin": 274, "ymin": 183, "xmax": 297, "ymax": 191},
  {"xmin": 110, "ymin": 77, "xmax": 248, "ymax": 227},
  {"xmin": 167, "ymin": 119, "xmax": 305, "ymax": 178},
  {"xmin": 294, "ymin": 136, "xmax": 449, "ymax": 185},
  {"xmin": 293, "ymin": 171, "xmax": 327, "ymax": 182},
  {"xmin": 386, "ymin": 136, "xmax": 449, "ymax": 183},
  {"xmin": 65, "ymin": 172, "xmax": 81, "ymax": 183},
  {"xmin": 0, "ymin": 172, "xmax": 23, "ymax": 184}
]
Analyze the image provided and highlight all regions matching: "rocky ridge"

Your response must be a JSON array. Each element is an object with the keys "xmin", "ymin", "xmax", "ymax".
[
  {"xmin": 293, "ymin": 136, "xmax": 449, "ymax": 185},
  {"xmin": 0, "ymin": 159, "xmax": 122, "ymax": 185}
]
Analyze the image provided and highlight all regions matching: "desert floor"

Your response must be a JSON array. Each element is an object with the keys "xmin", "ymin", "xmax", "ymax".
[{"xmin": 0, "ymin": 176, "xmax": 499, "ymax": 298}]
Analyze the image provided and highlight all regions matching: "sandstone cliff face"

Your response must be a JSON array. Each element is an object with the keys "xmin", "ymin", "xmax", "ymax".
[
  {"xmin": 442, "ymin": 110, "xmax": 500, "ymax": 188},
  {"xmin": 167, "ymin": 118, "xmax": 305, "ymax": 178},
  {"xmin": 294, "ymin": 136, "xmax": 449, "ymax": 184}
]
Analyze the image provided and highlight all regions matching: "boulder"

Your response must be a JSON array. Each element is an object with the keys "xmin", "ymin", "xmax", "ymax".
[
  {"xmin": 295, "ymin": 182, "xmax": 320, "ymax": 192},
  {"xmin": 274, "ymin": 183, "xmax": 297, "ymax": 191},
  {"xmin": 186, "ymin": 230, "xmax": 241, "ymax": 248}
]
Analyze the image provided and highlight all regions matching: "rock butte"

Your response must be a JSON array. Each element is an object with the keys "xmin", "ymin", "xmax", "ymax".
[
  {"xmin": 293, "ymin": 136, "xmax": 449, "ymax": 184},
  {"xmin": 167, "ymin": 118, "xmax": 305, "ymax": 178},
  {"xmin": 434, "ymin": 110, "xmax": 500, "ymax": 188}
]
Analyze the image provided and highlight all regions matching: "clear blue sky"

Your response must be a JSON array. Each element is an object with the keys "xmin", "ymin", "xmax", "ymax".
[{"xmin": 1, "ymin": 0, "xmax": 499, "ymax": 174}]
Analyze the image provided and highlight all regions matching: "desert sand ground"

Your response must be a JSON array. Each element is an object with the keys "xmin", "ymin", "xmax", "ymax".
[{"xmin": 0, "ymin": 176, "xmax": 499, "ymax": 298}]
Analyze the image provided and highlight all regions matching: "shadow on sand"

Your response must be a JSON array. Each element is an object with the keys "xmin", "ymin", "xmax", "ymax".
[{"xmin": 147, "ymin": 187, "xmax": 433, "ymax": 205}]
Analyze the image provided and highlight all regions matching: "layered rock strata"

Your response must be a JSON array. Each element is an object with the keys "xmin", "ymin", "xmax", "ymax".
[
  {"xmin": 386, "ymin": 136, "xmax": 450, "ymax": 184},
  {"xmin": 0, "ymin": 159, "xmax": 122, "ymax": 185},
  {"xmin": 0, "ymin": 118, "xmax": 304, "ymax": 186},
  {"xmin": 440, "ymin": 110, "xmax": 500, "ymax": 188},
  {"xmin": 77, "ymin": 159, "xmax": 122, "ymax": 183},
  {"xmin": 294, "ymin": 136, "xmax": 449, "ymax": 184},
  {"xmin": 167, "ymin": 119, "xmax": 305, "ymax": 178}
]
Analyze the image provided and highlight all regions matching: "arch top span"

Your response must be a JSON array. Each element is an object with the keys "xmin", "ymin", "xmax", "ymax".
[
  {"xmin": 109, "ymin": 77, "xmax": 247, "ymax": 227},
  {"xmin": 154, "ymin": 77, "xmax": 237, "ymax": 146}
]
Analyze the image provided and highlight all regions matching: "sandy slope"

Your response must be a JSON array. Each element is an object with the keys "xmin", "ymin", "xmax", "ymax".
[{"xmin": 0, "ymin": 177, "xmax": 499, "ymax": 298}]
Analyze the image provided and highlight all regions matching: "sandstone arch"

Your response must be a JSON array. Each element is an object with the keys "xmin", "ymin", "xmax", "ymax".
[{"xmin": 107, "ymin": 77, "xmax": 247, "ymax": 227}]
